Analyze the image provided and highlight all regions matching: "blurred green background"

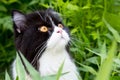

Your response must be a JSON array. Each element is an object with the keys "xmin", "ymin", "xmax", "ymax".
[{"xmin": 0, "ymin": 0, "xmax": 120, "ymax": 80}]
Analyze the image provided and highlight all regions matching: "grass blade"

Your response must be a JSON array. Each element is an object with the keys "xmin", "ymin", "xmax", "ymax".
[
  {"xmin": 78, "ymin": 62, "xmax": 97, "ymax": 75},
  {"xmin": 95, "ymin": 41, "xmax": 117, "ymax": 80},
  {"xmin": 103, "ymin": 18, "xmax": 120, "ymax": 43},
  {"xmin": 56, "ymin": 61, "xmax": 65, "ymax": 80},
  {"xmin": 100, "ymin": 41, "xmax": 107, "ymax": 64},
  {"xmin": 5, "ymin": 71, "xmax": 11, "ymax": 80},
  {"xmin": 16, "ymin": 53, "xmax": 26, "ymax": 80},
  {"xmin": 18, "ymin": 52, "xmax": 42, "ymax": 80}
]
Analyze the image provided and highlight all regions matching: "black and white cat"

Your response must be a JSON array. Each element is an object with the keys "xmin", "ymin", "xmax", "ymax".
[{"xmin": 12, "ymin": 8, "xmax": 80, "ymax": 80}]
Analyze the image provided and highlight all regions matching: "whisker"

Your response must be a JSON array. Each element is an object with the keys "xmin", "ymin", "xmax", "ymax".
[
  {"xmin": 36, "ymin": 43, "xmax": 47, "ymax": 57},
  {"xmin": 36, "ymin": 42, "xmax": 47, "ymax": 56},
  {"xmin": 32, "ymin": 44, "xmax": 47, "ymax": 66},
  {"xmin": 31, "ymin": 44, "xmax": 46, "ymax": 63},
  {"xmin": 31, "ymin": 41, "xmax": 47, "ymax": 65},
  {"xmin": 35, "ymin": 41, "xmax": 47, "ymax": 51}
]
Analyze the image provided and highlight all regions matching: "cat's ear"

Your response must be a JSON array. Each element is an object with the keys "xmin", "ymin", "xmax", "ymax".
[
  {"xmin": 47, "ymin": 8, "xmax": 60, "ymax": 16},
  {"xmin": 12, "ymin": 10, "xmax": 26, "ymax": 33},
  {"xmin": 47, "ymin": 8, "xmax": 62, "ymax": 21}
]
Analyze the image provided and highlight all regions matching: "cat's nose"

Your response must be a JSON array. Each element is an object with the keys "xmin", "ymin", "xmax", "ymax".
[{"xmin": 57, "ymin": 29, "xmax": 62, "ymax": 34}]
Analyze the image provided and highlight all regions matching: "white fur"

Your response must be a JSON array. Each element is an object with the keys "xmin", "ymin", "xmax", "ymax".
[
  {"xmin": 39, "ymin": 26, "xmax": 79, "ymax": 80},
  {"xmin": 39, "ymin": 49, "xmax": 79, "ymax": 80}
]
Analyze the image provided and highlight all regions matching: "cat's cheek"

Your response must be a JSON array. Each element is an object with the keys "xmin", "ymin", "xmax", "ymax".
[{"xmin": 62, "ymin": 30, "xmax": 70, "ymax": 42}]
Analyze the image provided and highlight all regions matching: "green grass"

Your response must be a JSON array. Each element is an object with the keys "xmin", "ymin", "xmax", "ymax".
[{"xmin": 0, "ymin": 0, "xmax": 120, "ymax": 80}]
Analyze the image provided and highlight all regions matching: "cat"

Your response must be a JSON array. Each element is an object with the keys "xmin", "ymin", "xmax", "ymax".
[{"xmin": 12, "ymin": 8, "xmax": 80, "ymax": 80}]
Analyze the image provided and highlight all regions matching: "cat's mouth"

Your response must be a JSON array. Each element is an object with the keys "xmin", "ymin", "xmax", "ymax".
[{"xmin": 60, "ymin": 36, "xmax": 66, "ymax": 41}]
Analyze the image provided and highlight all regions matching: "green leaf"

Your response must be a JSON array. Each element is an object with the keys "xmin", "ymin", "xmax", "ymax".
[
  {"xmin": 8, "ymin": 0, "xmax": 18, "ymax": 4},
  {"xmin": 18, "ymin": 52, "xmax": 42, "ymax": 80},
  {"xmin": 100, "ymin": 41, "xmax": 107, "ymax": 64},
  {"xmin": 103, "ymin": 18, "xmax": 120, "ymax": 43},
  {"xmin": 82, "ymin": 5, "xmax": 90, "ymax": 10},
  {"xmin": 110, "ymin": 76, "xmax": 120, "ymax": 80},
  {"xmin": 71, "ymin": 27, "xmax": 79, "ymax": 34},
  {"xmin": 95, "ymin": 21, "xmax": 103, "ymax": 28},
  {"xmin": 0, "ymin": 5, "xmax": 7, "ymax": 12},
  {"xmin": 86, "ymin": 57, "xmax": 99, "ymax": 66},
  {"xmin": 77, "ymin": 62, "xmax": 97, "ymax": 75},
  {"xmin": 86, "ymin": 48, "xmax": 100, "ymax": 56},
  {"xmin": 16, "ymin": 53, "xmax": 26, "ymax": 80},
  {"xmin": 5, "ymin": 71, "xmax": 11, "ymax": 80},
  {"xmin": 39, "ymin": 3, "xmax": 50, "ymax": 8},
  {"xmin": 67, "ymin": 3, "xmax": 79, "ymax": 11},
  {"xmin": 29, "ymin": 0, "xmax": 39, "ymax": 6},
  {"xmin": 104, "ymin": 12, "xmax": 120, "ymax": 31},
  {"xmin": 95, "ymin": 41, "xmax": 117, "ymax": 80},
  {"xmin": 114, "ymin": 58, "xmax": 120, "ymax": 66},
  {"xmin": 90, "ymin": 31, "xmax": 99, "ymax": 40},
  {"xmin": 56, "ymin": 61, "xmax": 65, "ymax": 80},
  {"xmin": 80, "ymin": 28, "xmax": 90, "ymax": 45},
  {"xmin": 0, "ymin": 0, "xmax": 18, "ymax": 4},
  {"xmin": 1, "ymin": 16, "xmax": 13, "ymax": 31}
]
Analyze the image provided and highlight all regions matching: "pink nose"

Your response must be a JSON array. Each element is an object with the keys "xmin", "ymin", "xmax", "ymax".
[{"xmin": 57, "ymin": 30, "xmax": 62, "ymax": 34}]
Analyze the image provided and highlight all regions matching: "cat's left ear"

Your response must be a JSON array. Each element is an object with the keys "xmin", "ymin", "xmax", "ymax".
[
  {"xmin": 47, "ymin": 8, "xmax": 59, "ymax": 14},
  {"xmin": 47, "ymin": 8, "xmax": 62, "ymax": 20},
  {"xmin": 12, "ymin": 10, "xmax": 26, "ymax": 33}
]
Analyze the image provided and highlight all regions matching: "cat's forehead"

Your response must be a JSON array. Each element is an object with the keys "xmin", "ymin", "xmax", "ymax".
[{"xmin": 26, "ymin": 10, "xmax": 62, "ymax": 26}]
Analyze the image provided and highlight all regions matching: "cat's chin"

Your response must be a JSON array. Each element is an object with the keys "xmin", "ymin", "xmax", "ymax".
[{"xmin": 60, "ymin": 34, "xmax": 70, "ymax": 42}]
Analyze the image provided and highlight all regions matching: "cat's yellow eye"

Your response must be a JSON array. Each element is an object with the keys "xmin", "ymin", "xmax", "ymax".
[
  {"xmin": 39, "ymin": 26, "xmax": 48, "ymax": 32},
  {"xmin": 58, "ymin": 24, "xmax": 63, "ymax": 28}
]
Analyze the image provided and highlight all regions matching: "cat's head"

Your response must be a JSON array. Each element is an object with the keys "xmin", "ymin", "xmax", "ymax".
[{"xmin": 12, "ymin": 8, "xmax": 70, "ymax": 67}]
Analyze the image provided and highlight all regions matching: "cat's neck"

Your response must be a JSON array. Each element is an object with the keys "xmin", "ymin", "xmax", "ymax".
[
  {"xmin": 39, "ymin": 45, "xmax": 79, "ymax": 80},
  {"xmin": 44, "ymin": 47, "xmax": 68, "ymax": 56}
]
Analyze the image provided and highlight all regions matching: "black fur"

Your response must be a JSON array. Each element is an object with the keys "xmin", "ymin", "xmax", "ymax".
[{"xmin": 12, "ymin": 8, "xmax": 69, "ymax": 70}]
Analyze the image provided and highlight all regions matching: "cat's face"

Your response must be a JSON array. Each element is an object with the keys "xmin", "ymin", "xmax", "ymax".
[{"xmin": 12, "ymin": 9, "xmax": 70, "ymax": 67}]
